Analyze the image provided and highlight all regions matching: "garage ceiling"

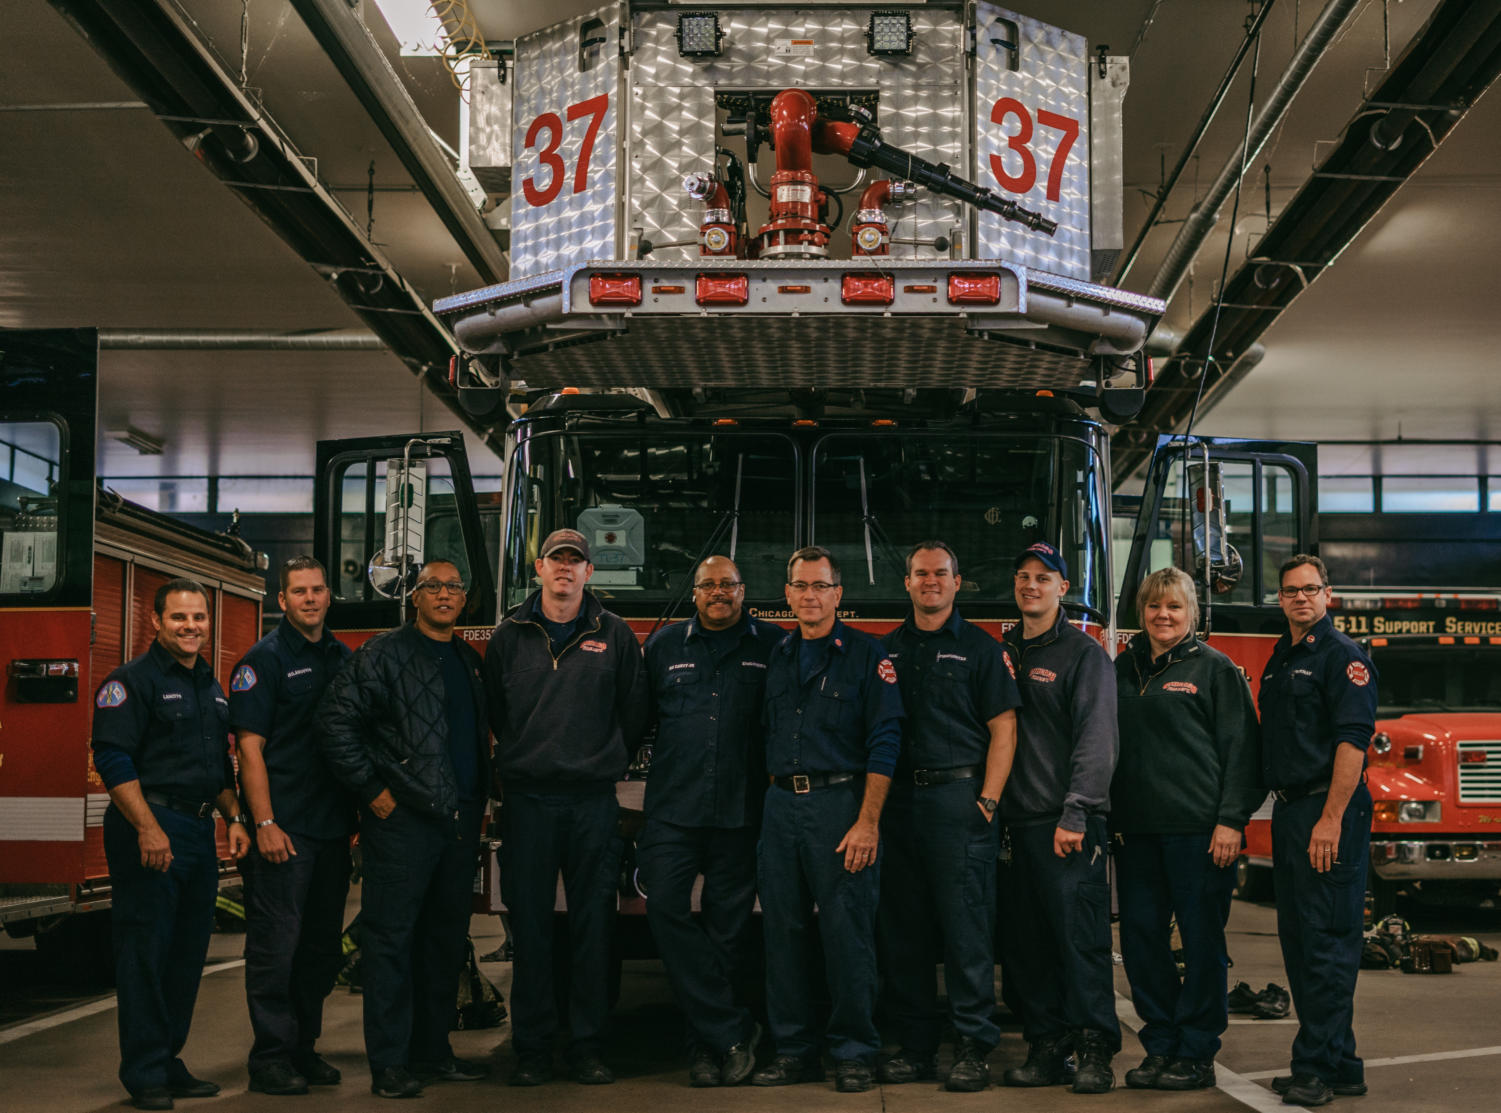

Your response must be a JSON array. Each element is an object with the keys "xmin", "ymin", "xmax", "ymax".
[{"xmin": 1, "ymin": 0, "xmax": 1497, "ymax": 481}]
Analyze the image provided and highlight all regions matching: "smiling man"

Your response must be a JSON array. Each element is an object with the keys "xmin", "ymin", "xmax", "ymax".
[
  {"xmin": 318, "ymin": 558, "xmax": 491, "ymax": 1098},
  {"xmin": 1258, "ymin": 555, "xmax": 1377, "ymax": 1108},
  {"xmin": 230, "ymin": 556, "xmax": 354, "ymax": 1095},
  {"xmin": 876, "ymin": 541, "xmax": 1019, "ymax": 1091},
  {"xmin": 998, "ymin": 541, "xmax": 1120, "ymax": 1094},
  {"xmin": 753, "ymin": 546, "xmax": 903, "ymax": 1094},
  {"xmin": 481, "ymin": 528, "xmax": 647, "ymax": 1087},
  {"xmin": 91, "ymin": 578, "xmax": 251, "ymax": 1110}
]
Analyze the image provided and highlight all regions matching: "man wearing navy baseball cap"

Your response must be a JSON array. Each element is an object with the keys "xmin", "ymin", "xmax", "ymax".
[{"xmin": 997, "ymin": 540, "xmax": 1121, "ymax": 1093}]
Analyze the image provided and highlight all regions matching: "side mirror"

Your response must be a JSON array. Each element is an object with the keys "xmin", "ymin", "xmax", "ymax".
[
  {"xmin": 368, "ymin": 455, "xmax": 428, "ymax": 600},
  {"xmin": 1187, "ymin": 458, "xmax": 1242, "ymax": 596}
]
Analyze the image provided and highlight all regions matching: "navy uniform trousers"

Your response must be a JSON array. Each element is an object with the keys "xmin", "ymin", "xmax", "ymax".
[
  {"xmin": 357, "ymin": 801, "xmax": 482, "ymax": 1074},
  {"xmin": 1272, "ymin": 782, "xmax": 1372, "ymax": 1087},
  {"xmin": 104, "ymin": 804, "xmax": 218, "ymax": 1095},
  {"xmin": 241, "ymin": 833, "xmax": 351, "ymax": 1070},
  {"xmin": 877, "ymin": 780, "xmax": 1001, "ymax": 1056},
  {"xmin": 998, "ymin": 815, "xmax": 1121, "ymax": 1049},
  {"xmin": 758, "ymin": 780, "xmax": 881, "ymax": 1065},
  {"xmin": 1115, "ymin": 832, "xmax": 1237, "ymax": 1060}
]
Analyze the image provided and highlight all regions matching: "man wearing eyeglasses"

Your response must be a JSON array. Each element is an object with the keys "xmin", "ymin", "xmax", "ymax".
[
  {"xmin": 481, "ymin": 528, "xmax": 648, "ymax": 1087},
  {"xmin": 752, "ymin": 546, "xmax": 903, "ymax": 1094},
  {"xmin": 318, "ymin": 558, "xmax": 491, "ymax": 1099},
  {"xmin": 639, "ymin": 555, "xmax": 783, "ymax": 1087},
  {"xmin": 1258, "ymin": 554, "xmax": 1376, "ymax": 1108}
]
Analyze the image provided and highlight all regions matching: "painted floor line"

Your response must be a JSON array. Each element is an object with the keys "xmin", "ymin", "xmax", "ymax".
[
  {"xmin": 0, "ymin": 959, "xmax": 244, "ymax": 1046},
  {"xmin": 1240, "ymin": 1044, "xmax": 1501, "ymax": 1081},
  {"xmin": 1115, "ymin": 993, "xmax": 1286, "ymax": 1113}
]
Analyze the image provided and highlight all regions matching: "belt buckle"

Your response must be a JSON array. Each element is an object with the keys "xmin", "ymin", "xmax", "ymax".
[
  {"xmin": 792, "ymin": 774, "xmax": 811, "ymax": 795},
  {"xmin": 913, "ymin": 769, "xmax": 931, "ymax": 787}
]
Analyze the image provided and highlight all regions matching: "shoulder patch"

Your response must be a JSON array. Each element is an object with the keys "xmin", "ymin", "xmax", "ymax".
[
  {"xmin": 877, "ymin": 658, "xmax": 897, "ymax": 684},
  {"xmin": 1346, "ymin": 661, "xmax": 1369, "ymax": 687},
  {"xmin": 96, "ymin": 680, "xmax": 128, "ymax": 708},
  {"xmin": 1162, "ymin": 680, "xmax": 1198, "ymax": 695},
  {"xmin": 231, "ymin": 664, "xmax": 258, "ymax": 692},
  {"xmin": 580, "ymin": 639, "xmax": 608, "ymax": 654},
  {"xmin": 1004, "ymin": 654, "xmax": 1016, "ymax": 679}
]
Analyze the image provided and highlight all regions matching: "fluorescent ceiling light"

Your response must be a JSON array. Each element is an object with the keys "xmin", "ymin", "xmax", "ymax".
[{"xmin": 371, "ymin": 0, "xmax": 449, "ymax": 58}]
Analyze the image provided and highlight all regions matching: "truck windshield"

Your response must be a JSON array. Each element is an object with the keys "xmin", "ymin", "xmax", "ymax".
[
  {"xmin": 811, "ymin": 434, "xmax": 1109, "ymax": 619},
  {"xmin": 1371, "ymin": 645, "xmax": 1501, "ymax": 714},
  {"xmin": 503, "ymin": 430, "xmax": 797, "ymax": 614}
]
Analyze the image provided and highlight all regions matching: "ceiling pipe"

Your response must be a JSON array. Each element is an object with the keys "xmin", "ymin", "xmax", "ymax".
[
  {"xmin": 287, "ymin": 0, "xmax": 506, "ymax": 285},
  {"xmin": 1147, "ymin": 0, "xmax": 1362, "ymax": 304},
  {"xmin": 100, "ymin": 330, "xmax": 386, "ymax": 351}
]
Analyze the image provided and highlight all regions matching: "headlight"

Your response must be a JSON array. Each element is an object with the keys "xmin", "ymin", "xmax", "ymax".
[
  {"xmin": 1399, "ymin": 800, "xmax": 1441, "ymax": 823},
  {"xmin": 1371, "ymin": 731, "xmax": 1392, "ymax": 754}
]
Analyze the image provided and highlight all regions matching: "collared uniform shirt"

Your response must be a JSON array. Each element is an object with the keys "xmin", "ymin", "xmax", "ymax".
[
  {"xmin": 763, "ymin": 619, "xmax": 904, "ymax": 778},
  {"xmin": 882, "ymin": 606, "xmax": 1020, "ymax": 774},
  {"xmin": 92, "ymin": 641, "xmax": 233, "ymax": 802},
  {"xmin": 229, "ymin": 617, "xmax": 355, "ymax": 839},
  {"xmin": 1258, "ymin": 614, "xmax": 1378, "ymax": 791},
  {"xmin": 643, "ymin": 613, "xmax": 784, "ymax": 827}
]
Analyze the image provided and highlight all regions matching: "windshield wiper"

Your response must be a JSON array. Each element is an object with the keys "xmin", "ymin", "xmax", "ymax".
[
  {"xmin": 649, "ymin": 452, "xmax": 745, "ymax": 638},
  {"xmin": 857, "ymin": 456, "xmax": 906, "ymax": 586}
]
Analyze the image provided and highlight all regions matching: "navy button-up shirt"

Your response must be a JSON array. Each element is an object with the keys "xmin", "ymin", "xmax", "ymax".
[
  {"xmin": 763, "ymin": 619, "xmax": 904, "ymax": 778},
  {"xmin": 92, "ymin": 641, "xmax": 233, "ymax": 802},
  {"xmin": 643, "ymin": 613, "xmax": 785, "ymax": 828},
  {"xmin": 882, "ymin": 607, "xmax": 1020, "ymax": 774},
  {"xmin": 1259, "ymin": 614, "xmax": 1378, "ymax": 791},
  {"xmin": 229, "ymin": 617, "xmax": 355, "ymax": 839}
]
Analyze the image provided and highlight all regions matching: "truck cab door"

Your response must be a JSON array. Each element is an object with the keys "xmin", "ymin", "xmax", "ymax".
[
  {"xmin": 314, "ymin": 432, "xmax": 496, "ymax": 636},
  {"xmin": 1116, "ymin": 435, "xmax": 1316, "ymax": 683}
]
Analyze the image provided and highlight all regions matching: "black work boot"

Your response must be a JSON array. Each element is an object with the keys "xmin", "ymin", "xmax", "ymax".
[
  {"xmin": 1002, "ymin": 1037, "xmax": 1069, "ymax": 1087},
  {"xmin": 945, "ymin": 1037, "xmax": 991, "ymax": 1092},
  {"xmin": 689, "ymin": 1045, "xmax": 720, "ymax": 1088},
  {"xmin": 1124, "ymin": 1053, "xmax": 1170, "ymax": 1089},
  {"xmin": 878, "ymin": 1049, "xmax": 936, "ymax": 1084},
  {"xmin": 1157, "ymin": 1058, "xmax": 1216, "ymax": 1090},
  {"xmin": 1071, "ymin": 1030, "xmax": 1116, "ymax": 1094}
]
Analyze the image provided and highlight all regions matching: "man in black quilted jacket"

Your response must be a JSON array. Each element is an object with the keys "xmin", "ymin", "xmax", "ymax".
[
  {"xmin": 317, "ymin": 559, "xmax": 491, "ymax": 1099},
  {"xmin": 481, "ymin": 528, "xmax": 648, "ymax": 1087}
]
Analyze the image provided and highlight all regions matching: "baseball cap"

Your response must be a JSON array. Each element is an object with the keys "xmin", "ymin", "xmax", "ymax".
[
  {"xmin": 540, "ymin": 528, "xmax": 591, "ymax": 561},
  {"xmin": 1014, "ymin": 541, "xmax": 1068, "ymax": 579}
]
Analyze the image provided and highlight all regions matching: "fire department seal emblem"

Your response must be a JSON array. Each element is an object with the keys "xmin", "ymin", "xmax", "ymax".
[
  {"xmin": 231, "ymin": 665, "xmax": 258, "ymax": 692},
  {"xmin": 877, "ymin": 659, "xmax": 897, "ymax": 685},
  {"xmin": 1346, "ymin": 661, "xmax": 1369, "ymax": 687},
  {"xmin": 96, "ymin": 680, "xmax": 128, "ymax": 708}
]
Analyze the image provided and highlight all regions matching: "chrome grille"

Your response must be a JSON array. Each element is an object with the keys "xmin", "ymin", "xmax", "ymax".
[{"xmin": 1457, "ymin": 740, "xmax": 1501, "ymax": 804}]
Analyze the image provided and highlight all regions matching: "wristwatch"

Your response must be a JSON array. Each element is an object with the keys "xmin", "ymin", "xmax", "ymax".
[
  {"xmin": 978, "ymin": 796, "xmax": 999, "ymax": 816},
  {"xmin": 228, "ymin": 814, "xmax": 249, "ymax": 826}
]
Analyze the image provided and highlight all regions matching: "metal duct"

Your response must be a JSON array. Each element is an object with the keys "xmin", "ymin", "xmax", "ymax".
[
  {"xmin": 1146, "ymin": 0, "xmax": 1362, "ymax": 304},
  {"xmin": 99, "ymin": 330, "xmax": 386, "ymax": 351}
]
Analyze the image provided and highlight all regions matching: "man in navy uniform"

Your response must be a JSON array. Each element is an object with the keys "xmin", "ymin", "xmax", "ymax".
[
  {"xmin": 229, "ymin": 556, "xmax": 353, "ymax": 1095},
  {"xmin": 92, "ymin": 577, "xmax": 251, "ymax": 1110},
  {"xmin": 998, "ymin": 541, "xmax": 1120, "ymax": 1094},
  {"xmin": 751, "ymin": 546, "xmax": 903, "ymax": 1094},
  {"xmin": 878, "ymin": 541, "xmax": 1020, "ymax": 1091},
  {"xmin": 1259, "ymin": 555, "xmax": 1377, "ymax": 1108},
  {"xmin": 318, "ymin": 559, "xmax": 491, "ymax": 1099},
  {"xmin": 640, "ymin": 555, "xmax": 782, "ymax": 1087}
]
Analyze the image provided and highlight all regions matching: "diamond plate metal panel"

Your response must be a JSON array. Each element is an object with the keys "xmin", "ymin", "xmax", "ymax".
[
  {"xmin": 973, "ymin": 4, "xmax": 1090, "ymax": 277},
  {"xmin": 511, "ymin": 5, "xmax": 624, "ymax": 277},
  {"xmin": 628, "ymin": 8, "xmax": 966, "ymax": 261},
  {"xmin": 1090, "ymin": 56, "xmax": 1129, "ymax": 282}
]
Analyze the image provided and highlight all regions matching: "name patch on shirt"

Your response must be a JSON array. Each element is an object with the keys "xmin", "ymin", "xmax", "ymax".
[
  {"xmin": 877, "ymin": 659, "xmax": 898, "ymax": 685},
  {"xmin": 936, "ymin": 653, "xmax": 967, "ymax": 663},
  {"xmin": 160, "ymin": 691, "xmax": 184, "ymax": 701},
  {"xmin": 96, "ymin": 680, "xmax": 128, "ymax": 708},
  {"xmin": 1029, "ymin": 667, "xmax": 1057, "ymax": 684},
  {"xmin": 1346, "ymin": 662, "xmax": 1370, "ymax": 686},
  {"xmin": 1162, "ymin": 680, "xmax": 1198, "ymax": 694},
  {"xmin": 580, "ymin": 639, "xmax": 608, "ymax": 654},
  {"xmin": 741, "ymin": 660, "xmax": 767, "ymax": 670},
  {"xmin": 668, "ymin": 662, "xmax": 696, "ymax": 672},
  {"xmin": 1292, "ymin": 668, "xmax": 1315, "ymax": 678},
  {"xmin": 230, "ymin": 665, "xmax": 258, "ymax": 692},
  {"xmin": 286, "ymin": 666, "xmax": 313, "ymax": 680}
]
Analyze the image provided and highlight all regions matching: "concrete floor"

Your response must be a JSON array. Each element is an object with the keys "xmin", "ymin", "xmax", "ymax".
[{"xmin": 2, "ymin": 895, "xmax": 1499, "ymax": 1113}]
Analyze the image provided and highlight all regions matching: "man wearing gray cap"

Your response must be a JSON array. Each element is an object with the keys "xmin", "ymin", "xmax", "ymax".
[{"xmin": 481, "ymin": 529, "xmax": 648, "ymax": 1087}]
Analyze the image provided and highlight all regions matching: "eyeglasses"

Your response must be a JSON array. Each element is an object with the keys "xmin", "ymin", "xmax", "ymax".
[
  {"xmin": 787, "ymin": 580, "xmax": 838, "ymax": 594},
  {"xmin": 693, "ymin": 580, "xmax": 743, "ymax": 592},
  {"xmin": 415, "ymin": 580, "xmax": 467, "ymax": 595},
  {"xmin": 1278, "ymin": 583, "xmax": 1327, "ymax": 598}
]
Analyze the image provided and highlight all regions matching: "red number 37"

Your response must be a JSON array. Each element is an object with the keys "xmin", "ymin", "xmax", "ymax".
[
  {"xmin": 521, "ymin": 94, "xmax": 610, "ymax": 207},
  {"xmin": 989, "ymin": 98, "xmax": 1079, "ymax": 204}
]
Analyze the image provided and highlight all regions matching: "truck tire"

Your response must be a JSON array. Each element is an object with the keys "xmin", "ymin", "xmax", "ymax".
[{"xmin": 1235, "ymin": 858, "xmax": 1274, "ymax": 902}]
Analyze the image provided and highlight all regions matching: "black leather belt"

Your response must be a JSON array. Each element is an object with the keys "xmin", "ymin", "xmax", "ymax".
[
  {"xmin": 144, "ymin": 791, "xmax": 216, "ymax": 818},
  {"xmin": 912, "ymin": 764, "xmax": 982, "ymax": 787},
  {"xmin": 1272, "ymin": 781, "xmax": 1331, "ymax": 804},
  {"xmin": 771, "ymin": 772, "xmax": 858, "ymax": 795}
]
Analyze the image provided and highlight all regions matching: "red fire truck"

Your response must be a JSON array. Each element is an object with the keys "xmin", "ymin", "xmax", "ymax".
[
  {"xmin": 1239, "ymin": 595, "xmax": 1501, "ymax": 913},
  {"xmin": 0, "ymin": 329, "xmax": 266, "ymax": 968}
]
